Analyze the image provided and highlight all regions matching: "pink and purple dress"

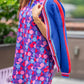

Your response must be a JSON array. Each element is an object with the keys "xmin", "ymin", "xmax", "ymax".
[{"xmin": 11, "ymin": 0, "xmax": 55, "ymax": 84}]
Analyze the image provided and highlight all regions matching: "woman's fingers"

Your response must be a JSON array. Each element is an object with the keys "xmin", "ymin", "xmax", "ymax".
[
  {"xmin": 39, "ymin": 5, "xmax": 43, "ymax": 10},
  {"xmin": 32, "ymin": 2, "xmax": 43, "ymax": 18},
  {"xmin": 37, "ymin": 3, "xmax": 43, "ymax": 10}
]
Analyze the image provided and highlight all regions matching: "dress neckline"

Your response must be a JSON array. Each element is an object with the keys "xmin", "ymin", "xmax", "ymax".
[
  {"xmin": 28, "ymin": 0, "xmax": 36, "ymax": 7},
  {"xmin": 28, "ymin": 0, "xmax": 40, "ymax": 8}
]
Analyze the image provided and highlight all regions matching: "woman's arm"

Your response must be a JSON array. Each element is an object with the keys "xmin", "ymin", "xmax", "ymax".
[{"xmin": 33, "ymin": 16, "xmax": 47, "ymax": 40}]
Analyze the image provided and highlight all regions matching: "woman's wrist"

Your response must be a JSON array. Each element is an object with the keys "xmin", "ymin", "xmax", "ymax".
[
  {"xmin": 32, "ymin": 15, "xmax": 47, "ymax": 40},
  {"xmin": 33, "ymin": 16, "xmax": 41, "ymax": 24}
]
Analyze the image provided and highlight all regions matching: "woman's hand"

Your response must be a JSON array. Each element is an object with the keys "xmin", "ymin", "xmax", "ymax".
[
  {"xmin": 31, "ymin": 3, "xmax": 47, "ymax": 40},
  {"xmin": 32, "ymin": 3, "xmax": 43, "ymax": 19}
]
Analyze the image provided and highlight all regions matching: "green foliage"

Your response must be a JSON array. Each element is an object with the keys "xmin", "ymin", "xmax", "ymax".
[
  {"xmin": 0, "ymin": 0, "xmax": 18, "ymax": 5},
  {"xmin": 0, "ymin": 0, "xmax": 19, "ymax": 21},
  {"xmin": 3, "ymin": 36, "xmax": 16, "ymax": 43},
  {"xmin": 63, "ymin": 0, "xmax": 84, "ymax": 5},
  {"xmin": 71, "ymin": 5, "xmax": 84, "ymax": 18},
  {"xmin": 0, "ymin": 0, "xmax": 18, "ymax": 44},
  {"xmin": 0, "ymin": 23, "xmax": 17, "ymax": 44},
  {"xmin": 63, "ymin": 0, "xmax": 84, "ymax": 18}
]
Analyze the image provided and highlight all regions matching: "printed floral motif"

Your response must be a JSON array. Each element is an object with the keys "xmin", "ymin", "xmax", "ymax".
[{"xmin": 11, "ymin": 0, "xmax": 55, "ymax": 84}]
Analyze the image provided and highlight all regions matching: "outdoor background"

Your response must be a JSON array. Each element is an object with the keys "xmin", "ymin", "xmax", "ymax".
[{"xmin": 0, "ymin": 0, "xmax": 84, "ymax": 84}]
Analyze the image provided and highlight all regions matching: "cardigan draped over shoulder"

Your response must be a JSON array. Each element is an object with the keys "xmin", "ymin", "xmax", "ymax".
[{"xmin": 41, "ymin": 0, "xmax": 71, "ymax": 78}]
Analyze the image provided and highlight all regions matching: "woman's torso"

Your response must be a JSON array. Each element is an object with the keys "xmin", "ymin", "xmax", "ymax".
[{"xmin": 18, "ymin": 0, "xmax": 52, "ymax": 57}]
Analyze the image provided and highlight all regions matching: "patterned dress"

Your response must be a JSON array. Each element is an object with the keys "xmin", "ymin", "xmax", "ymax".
[{"xmin": 11, "ymin": 0, "xmax": 55, "ymax": 84}]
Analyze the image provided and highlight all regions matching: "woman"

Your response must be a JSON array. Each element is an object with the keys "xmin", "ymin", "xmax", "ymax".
[{"xmin": 11, "ymin": 0, "xmax": 55, "ymax": 84}]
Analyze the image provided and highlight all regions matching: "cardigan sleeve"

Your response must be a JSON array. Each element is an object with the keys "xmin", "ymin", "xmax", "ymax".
[
  {"xmin": 42, "ymin": 0, "xmax": 71, "ymax": 78},
  {"xmin": 52, "ymin": 0, "xmax": 71, "ymax": 78}
]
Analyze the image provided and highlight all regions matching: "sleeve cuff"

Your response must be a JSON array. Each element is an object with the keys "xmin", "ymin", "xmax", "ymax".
[{"xmin": 61, "ymin": 72, "xmax": 70, "ymax": 78}]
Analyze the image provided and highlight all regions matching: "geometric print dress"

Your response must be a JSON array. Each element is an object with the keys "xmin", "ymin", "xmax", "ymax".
[{"xmin": 11, "ymin": 0, "xmax": 55, "ymax": 84}]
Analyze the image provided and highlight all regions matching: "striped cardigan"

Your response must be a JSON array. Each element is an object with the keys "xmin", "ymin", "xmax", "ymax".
[{"xmin": 41, "ymin": 0, "xmax": 71, "ymax": 78}]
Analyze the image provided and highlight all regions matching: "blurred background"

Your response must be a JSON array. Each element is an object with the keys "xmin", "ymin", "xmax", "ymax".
[{"xmin": 0, "ymin": 0, "xmax": 84, "ymax": 84}]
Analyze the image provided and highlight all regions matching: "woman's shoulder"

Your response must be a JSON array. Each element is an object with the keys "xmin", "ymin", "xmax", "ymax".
[
  {"xmin": 45, "ymin": 0, "xmax": 53, "ymax": 6},
  {"xmin": 44, "ymin": 0, "xmax": 54, "ymax": 14},
  {"xmin": 45, "ymin": 0, "xmax": 65, "ymax": 13}
]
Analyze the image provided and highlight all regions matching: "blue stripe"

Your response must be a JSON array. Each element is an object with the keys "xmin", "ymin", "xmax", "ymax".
[{"xmin": 44, "ymin": 0, "xmax": 60, "ymax": 68}]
